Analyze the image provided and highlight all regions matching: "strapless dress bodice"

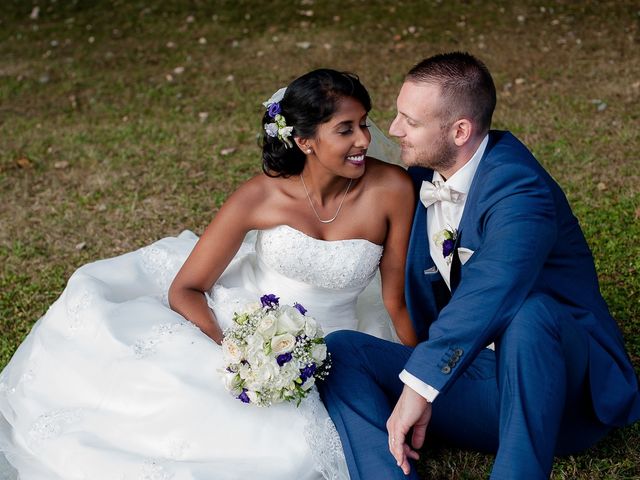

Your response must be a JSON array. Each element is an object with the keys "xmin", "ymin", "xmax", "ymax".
[
  {"xmin": 256, "ymin": 225, "xmax": 383, "ymax": 290},
  {"xmin": 207, "ymin": 225, "xmax": 384, "ymax": 335}
]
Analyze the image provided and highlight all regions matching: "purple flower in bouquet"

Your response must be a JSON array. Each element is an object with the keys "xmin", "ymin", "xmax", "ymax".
[
  {"xmin": 221, "ymin": 297, "xmax": 331, "ymax": 407},
  {"xmin": 267, "ymin": 102, "xmax": 281, "ymax": 118},
  {"xmin": 260, "ymin": 294, "xmax": 279, "ymax": 309},
  {"xmin": 293, "ymin": 302, "xmax": 307, "ymax": 315},
  {"xmin": 237, "ymin": 388, "xmax": 250, "ymax": 404},
  {"xmin": 276, "ymin": 352, "xmax": 293, "ymax": 366},
  {"xmin": 300, "ymin": 363, "xmax": 317, "ymax": 382}
]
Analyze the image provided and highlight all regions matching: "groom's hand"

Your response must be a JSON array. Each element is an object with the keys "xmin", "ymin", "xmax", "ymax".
[{"xmin": 386, "ymin": 385, "xmax": 432, "ymax": 476}]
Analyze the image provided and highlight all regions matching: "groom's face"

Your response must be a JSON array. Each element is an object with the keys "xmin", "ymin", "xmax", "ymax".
[{"xmin": 389, "ymin": 81, "xmax": 456, "ymax": 171}]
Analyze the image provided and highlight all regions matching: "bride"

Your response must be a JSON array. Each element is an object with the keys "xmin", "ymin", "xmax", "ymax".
[{"xmin": 0, "ymin": 69, "xmax": 416, "ymax": 479}]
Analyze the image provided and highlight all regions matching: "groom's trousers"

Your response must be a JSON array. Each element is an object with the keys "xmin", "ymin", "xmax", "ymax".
[{"xmin": 318, "ymin": 293, "xmax": 611, "ymax": 480}]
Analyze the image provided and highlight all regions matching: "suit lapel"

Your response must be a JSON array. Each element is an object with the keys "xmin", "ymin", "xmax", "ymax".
[
  {"xmin": 449, "ymin": 231, "xmax": 462, "ymax": 293},
  {"xmin": 456, "ymin": 131, "xmax": 500, "ymax": 236},
  {"xmin": 449, "ymin": 131, "xmax": 501, "ymax": 293}
]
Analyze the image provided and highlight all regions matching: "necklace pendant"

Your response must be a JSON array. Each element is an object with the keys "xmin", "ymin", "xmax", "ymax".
[{"xmin": 300, "ymin": 176, "xmax": 353, "ymax": 224}]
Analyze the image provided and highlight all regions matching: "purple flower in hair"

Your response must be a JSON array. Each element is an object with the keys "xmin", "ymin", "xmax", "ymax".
[
  {"xmin": 293, "ymin": 302, "xmax": 307, "ymax": 315},
  {"xmin": 267, "ymin": 102, "xmax": 281, "ymax": 118},
  {"xmin": 237, "ymin": 388, "xmax": 250, "ymax": 403},
  {"xmin": 260, "ymin": 294, "xmax": 279, "ymax": 309}
]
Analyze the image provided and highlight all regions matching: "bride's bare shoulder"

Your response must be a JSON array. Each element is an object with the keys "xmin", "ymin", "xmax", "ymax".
[
  {"xmin": 227, "ymin": 173, "xmax": 284, "ymax": 199},
  {"xmin": 221, "ymin": 174, "xmax": 295, "ymax": 219}
]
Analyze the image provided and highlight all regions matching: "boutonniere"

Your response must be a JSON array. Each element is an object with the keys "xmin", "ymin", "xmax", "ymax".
[{"xmin": 433, "ymin": 227, "xmax": 457, "ymax": 264}]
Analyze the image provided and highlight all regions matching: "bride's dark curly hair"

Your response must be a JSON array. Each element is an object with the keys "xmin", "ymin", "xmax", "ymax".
[{"xmin": 261, "ymin": 69, "xmax": 371, "ymax": 177}]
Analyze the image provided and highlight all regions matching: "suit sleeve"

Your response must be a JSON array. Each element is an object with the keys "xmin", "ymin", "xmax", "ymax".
[{"xmin": 403, "ymin": 161, "xmax": 557, "ymax": 394}]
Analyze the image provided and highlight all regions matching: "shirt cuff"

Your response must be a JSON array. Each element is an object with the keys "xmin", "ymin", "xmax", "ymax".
[{"xmin": 399, "ymin": 369, "xmax": 439, "ymax": 403}]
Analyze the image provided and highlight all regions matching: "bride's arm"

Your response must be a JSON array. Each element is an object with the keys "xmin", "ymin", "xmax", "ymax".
[
  {"xmin": 378, "ymin": 167, "xmax": 418, "ymax": 347},
  {"xmin": 168, "ymin": 178, "xmax": 263, "ymax": 344}
]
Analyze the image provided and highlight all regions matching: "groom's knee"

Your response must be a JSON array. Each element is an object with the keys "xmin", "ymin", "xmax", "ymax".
[
  {"xmin": 325, "ymin": 330, "xmax": 367, "ymax": 361},
  {"xmin": 503, "ymin": 293, "xmax": 565, "ymax": 345}
]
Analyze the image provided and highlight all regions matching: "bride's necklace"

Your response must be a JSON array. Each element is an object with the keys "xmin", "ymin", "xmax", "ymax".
[{"xmin": 300, "ymin": 175, "xmax": 353, "ymax": 224}]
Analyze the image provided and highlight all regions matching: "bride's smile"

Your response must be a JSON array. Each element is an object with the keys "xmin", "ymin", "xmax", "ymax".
[{"xmin": 300, "ymin": 96, "xmax": 371, "ymax": 179}]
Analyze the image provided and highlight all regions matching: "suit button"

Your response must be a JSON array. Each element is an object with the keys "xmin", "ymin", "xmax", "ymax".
[
  {"xmin": 454, "ymin": 348, "xmax": 464, "ymax": 357},
  {"xmin": 449, "ymin": 359, "xmax": 457, "ymax": 367},
  {"xmin": 441, "ymin": 365, "xmax": 451, "ymax": 374}
]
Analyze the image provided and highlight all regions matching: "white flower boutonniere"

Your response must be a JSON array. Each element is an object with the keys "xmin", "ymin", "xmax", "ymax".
[{"xmin": 433, "ymin": 227, "xmax": 457, "ymax": 265}]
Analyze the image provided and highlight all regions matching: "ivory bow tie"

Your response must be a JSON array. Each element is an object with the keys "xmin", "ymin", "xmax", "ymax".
[{"xmin": 419, "ymin": 180, "xmax": 461, "ymax": 208}]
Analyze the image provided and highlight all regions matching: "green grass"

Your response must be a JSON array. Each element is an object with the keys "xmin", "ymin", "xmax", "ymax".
[{"xmin": 1, "ymin": 0, "xmax": 639, "ymax": 477}]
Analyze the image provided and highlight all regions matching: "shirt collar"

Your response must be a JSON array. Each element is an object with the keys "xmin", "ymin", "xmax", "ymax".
[{"xmin": 432, "ymin": 134, "xmax": 488, "ymax": 195}]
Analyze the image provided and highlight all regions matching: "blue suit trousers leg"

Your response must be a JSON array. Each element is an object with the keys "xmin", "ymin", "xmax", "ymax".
[
  {"xmin": 429, "ymin": 293, "xmax": 610, "ymax": 479},
  {"xmin": 318, "ymin": 331, "xmax": 416, "ymax": 480},
  {"xmin": 320, "ymin": 294, "xmax": 611, "ymax": 480}
]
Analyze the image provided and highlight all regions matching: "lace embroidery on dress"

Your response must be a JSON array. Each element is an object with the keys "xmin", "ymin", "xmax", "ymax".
[
  {"xmin": 132, "ymin": 322, "xmax": 198, "ymax": 359},
  {"xmin": 139, "ymin": 245, "xmax": 182, "ymax": 306},
  {"xmin": 204, "ymin": 285, "xmax": 259, "ymax": 331},
  {"xmin": 27, "ymin": 409, "xmax": 82, "ymax": 447},
  {"xmin": 163, "ymin": 438, "xmax": 191, "ymax": 461},
  {"xmin": 0, "ymin": 365, "xmax": 37, "ymax": 397},
  {"xmin": 299, "ymin": 390, "xmax": 350, "ymax": 480},
  {"xmin": 258, "ymin": 226, "xmax": 382, "ymax": 290},
  {"xmin": 65, "ymin": 288, "xmax": 97, "ymax": 337},
  {"xmin": 138, "ymin": 460, "xmax": 174, "ymax": 480}
]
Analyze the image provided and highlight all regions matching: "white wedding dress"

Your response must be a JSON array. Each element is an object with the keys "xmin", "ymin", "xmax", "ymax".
[{"xmin": 0, "ymin": 225, "xmax": 397, "ymax": 480}]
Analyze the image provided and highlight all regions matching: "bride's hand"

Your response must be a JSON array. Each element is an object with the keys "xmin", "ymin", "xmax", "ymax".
[{"xmin": 168, "ymin": 283, "xmax": 224, "ymax": 344}]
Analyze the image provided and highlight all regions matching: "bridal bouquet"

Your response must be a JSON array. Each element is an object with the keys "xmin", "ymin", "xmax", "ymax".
[{"xmin": 221, "ymin": 294, "xmax": 331, "ymax": 407}]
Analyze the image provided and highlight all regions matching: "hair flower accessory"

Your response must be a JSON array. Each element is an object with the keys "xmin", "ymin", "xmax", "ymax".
[
  {"xmin": 433, "ymin": 227, "xmax": 457, "ymax": 264},
  {"xmin": 263, "ymin": 87, "xmax": 294, "ymax": 148}
]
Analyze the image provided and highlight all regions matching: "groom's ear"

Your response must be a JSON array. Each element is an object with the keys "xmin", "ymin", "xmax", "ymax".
[{"xmin": 452, "ymin": 119, "xmax": 473, "ymax": 147}]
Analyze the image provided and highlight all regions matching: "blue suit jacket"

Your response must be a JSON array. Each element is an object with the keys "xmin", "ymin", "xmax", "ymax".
[{"xmin": 404, "ymin": 131, "xmax": 640, "ymax": 427}]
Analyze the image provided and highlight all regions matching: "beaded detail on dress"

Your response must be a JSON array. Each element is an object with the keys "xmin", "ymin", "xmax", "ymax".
[{"xmin": 257, "ymin": 225, "xmax": 383, "ymax": 290}]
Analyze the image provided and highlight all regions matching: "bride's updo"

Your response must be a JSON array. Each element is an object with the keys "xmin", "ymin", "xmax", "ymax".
[{"xmin": 261, "ymin": 69, "xmax": 371, "ymax": 177}]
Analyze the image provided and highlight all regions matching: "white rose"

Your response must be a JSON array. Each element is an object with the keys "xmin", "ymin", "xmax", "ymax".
[
  {"xmin": 274, "ymin": 363, "xmax": 297, "ymax": 389},
  {"xmin": 277, "ymin": 306, "xmax": 305, "ymax": 334},
  {"xmin": 256, "ymin": 313, "xmax": 278, "ymax": 338},
  {"xmin": 271, "ymin": 333, "xmax": 296, "ymax": 355},
  {"xmin": 304, "ymin": 317, "xmax": 318, "ymax": 338},
  {"xmin": 301, "ymin": 377, "xmax": 316, "ymax": 390},
  {"xmin": 222, "ymin": 339, "xmax": 242, "ymax": 363},
  {"xmin": 255, "ymin": 359, "xmax": 278, "ymax": 383},
  {"xmin": 243, "ymin": 372, "xmax": 260, "ymax": 391},
  {"xmin": 222, "ymin": 371, "xmax": 242, "ymax": 394},
  {"xmin": 311, "ymin": 343, "xmax": 327, "ymax": 363},
  {"xmin": 246, "ymin": 390, "xmax": 258, "ymax": 404},
  {"xmin": 245, "ymin": 333, "xmax": 265, "ymax": 358}
]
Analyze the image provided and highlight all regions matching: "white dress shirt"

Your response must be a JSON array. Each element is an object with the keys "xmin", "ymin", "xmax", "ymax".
[{"xmin": 400, "ymin": 135, "xmax": 488, "ymax": 403}]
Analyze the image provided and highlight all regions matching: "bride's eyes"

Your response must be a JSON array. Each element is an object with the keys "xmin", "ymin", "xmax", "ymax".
[{"xmin": 337, "ymin": 123, "xmax": 369, "ymax": 135}]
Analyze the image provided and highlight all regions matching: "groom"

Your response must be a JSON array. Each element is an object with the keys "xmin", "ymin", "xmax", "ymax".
[{"xmin": 318, "ymin": 52, "xmax": 640, "ymax": 479}]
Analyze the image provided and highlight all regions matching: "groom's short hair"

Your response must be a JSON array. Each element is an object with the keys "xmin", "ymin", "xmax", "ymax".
[{"xmin": 407, "ymin": 52, "xmax": 496, "ymax": 134}]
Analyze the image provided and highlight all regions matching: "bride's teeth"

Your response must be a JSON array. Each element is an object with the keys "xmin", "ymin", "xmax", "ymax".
[{"xmin": 347, "ymin": 154, "xmax": 365, "ymax": 162}]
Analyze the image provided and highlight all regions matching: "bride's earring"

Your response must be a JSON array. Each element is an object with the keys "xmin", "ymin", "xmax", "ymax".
[{"xmin": 306, "ymin": 149, "xmax": 312, "ymax": 154}]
